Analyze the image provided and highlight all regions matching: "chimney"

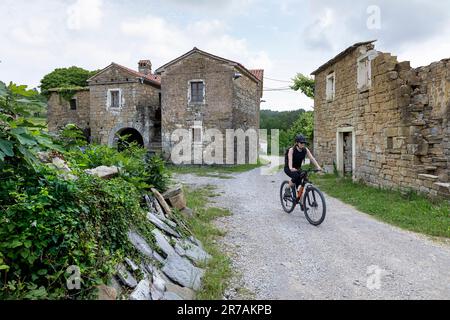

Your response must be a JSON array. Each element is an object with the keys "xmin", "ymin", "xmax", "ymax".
[{"xmin": 138, "ymin": 60, "xmax": 152, "ymax": 75}]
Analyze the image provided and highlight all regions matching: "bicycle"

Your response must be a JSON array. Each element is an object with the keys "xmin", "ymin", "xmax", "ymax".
[{"xmin": 279, "ymin": 168, "xmax": 327, "ymax": 226}]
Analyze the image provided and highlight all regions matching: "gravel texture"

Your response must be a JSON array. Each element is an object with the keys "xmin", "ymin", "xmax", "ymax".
[{"xmin": 177, "ymin": 167, "xmax": 450, "ymax": 300}]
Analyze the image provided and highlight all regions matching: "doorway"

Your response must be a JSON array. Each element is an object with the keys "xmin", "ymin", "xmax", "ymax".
[{"xmin": 336, "ymin": 127, "xmax": 356, "ymax": 178}]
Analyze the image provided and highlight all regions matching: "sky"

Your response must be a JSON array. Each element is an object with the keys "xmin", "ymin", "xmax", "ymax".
[{"xmin": 1, "ymin": 0, "xmax": 450, "ymax": 111}]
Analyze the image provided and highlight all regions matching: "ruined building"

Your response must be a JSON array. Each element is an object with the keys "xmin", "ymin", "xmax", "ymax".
[
  {"xmin": 312, "ymin": 40, "xmax": 449, "ymax": 198},
  {"xmin": 47, "ymin": 48, "xmax": 263, "ymax": 163}
]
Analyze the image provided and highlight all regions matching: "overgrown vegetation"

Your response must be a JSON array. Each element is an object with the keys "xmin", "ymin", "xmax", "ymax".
[
  {"xmin": 0, "ymin": 81, "xmax": 170, "ymax": 299},
  {"xmin": 314, "ymin": 174, "xmax": 450, "ymax": 238},
  {"xmin": 183, "ymin": 185, "xmax": 232, "ymax": 300},
  {"xmin": 40, "ymin": 67, "xmax": 99, "ymax": 98}
]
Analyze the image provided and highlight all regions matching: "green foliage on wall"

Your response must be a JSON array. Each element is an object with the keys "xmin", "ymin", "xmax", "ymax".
[{"xmin": 40, "ymin": 67, "xmax": 99, "ymax": 98}]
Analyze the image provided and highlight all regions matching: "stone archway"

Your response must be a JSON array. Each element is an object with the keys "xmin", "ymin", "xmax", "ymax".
[
  {"xmin": 108, "ymin": 123, "xmax": 149, "ymax": 149},
  {"xmin": 117, "ymin": 128, "xmax": 144, "ymax": 150}
]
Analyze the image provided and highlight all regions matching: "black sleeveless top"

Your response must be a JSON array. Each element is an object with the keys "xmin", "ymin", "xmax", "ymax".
[{"xmin": 285, "ymin": 147, "xmax": 307, "ymax": 170}]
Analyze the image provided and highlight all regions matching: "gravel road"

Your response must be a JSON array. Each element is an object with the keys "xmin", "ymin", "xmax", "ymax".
[{"xmin": 177, "ymin": 167, "xmax": 450, "ymax": 300}]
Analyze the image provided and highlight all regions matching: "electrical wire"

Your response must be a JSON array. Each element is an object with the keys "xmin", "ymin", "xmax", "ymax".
[{"xmin": 263, "ymin": 76, "xmax": 293, "ymax": 83}]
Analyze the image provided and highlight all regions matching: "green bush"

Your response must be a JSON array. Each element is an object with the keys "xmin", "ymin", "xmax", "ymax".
[
  {"xmin": 0, "ymin": 166, "xmax": 152, "ymax": 299},
  {"xmin": 0, "ymin": 81, "xmax": 169, "ymax": 299},
  {"xmin": 66, "ymin": 142, "xmax": 171, "ymax": 192}
]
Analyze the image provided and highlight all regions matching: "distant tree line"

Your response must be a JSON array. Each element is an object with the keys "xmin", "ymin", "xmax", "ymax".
[{"xmin": 260, "ymin": 109, "xmax": 314, "ymax": 154}]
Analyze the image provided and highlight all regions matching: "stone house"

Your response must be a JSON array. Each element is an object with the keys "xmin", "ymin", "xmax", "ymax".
[
  {"xmin": 47, "ymin": 48, "xmax": 263, "ymax": 163},
  {"xmin": 312, "ymin": 40, "xmax": 450, "ymax": 198},
  {"xmin": 155, "ymin": 47, "xmax": 263, "ymax": 162}
]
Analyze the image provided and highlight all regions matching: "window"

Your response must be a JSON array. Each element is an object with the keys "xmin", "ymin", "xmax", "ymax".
[
  {"xmin": 189, "ymin": 81, "xmax": 205, "ymax": 104},
  {"xmin": 357, "ymin": 56, "xmax": 371, "ymax": 90},
  {"xmin": 326, "ymin": 72, "xmax": 335, "ymax": 101},
  {"xmin": 108, "ymin": 89, "xmax": 122, "ymax": 109},
  {"xmin": 69, "ymin": 98, "xmax": 77, "ymax": 110}
]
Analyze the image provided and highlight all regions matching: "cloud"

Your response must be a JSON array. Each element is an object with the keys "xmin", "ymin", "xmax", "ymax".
[
  {"xmin": 11, "ymin": 19, "xmax": 51, "ymax": 46},
  {"xmin": 303, "ymin": 0, "xmax": 450, "ymax": 53},
  {"xmin": 120, "ymin": 16, "xmax": 273, "ymax": 72},
  {"xmin": 67, "ymin": 0, "xmax": 103, "ymax": 30}
]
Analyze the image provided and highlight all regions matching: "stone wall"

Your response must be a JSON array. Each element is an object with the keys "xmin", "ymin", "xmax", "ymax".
[
  {"xmin": 47, "ymin": 90, "xmax": 90, "ymax": 132},
  {"xmin": 160, "ymin": 52, "xmax": 261, "ymax": 163},
  {"xmin": 314, "ymin": 43, "xmax": 450, "ymax": 198}
]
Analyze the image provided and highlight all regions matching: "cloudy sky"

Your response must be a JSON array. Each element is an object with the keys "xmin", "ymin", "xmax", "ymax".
[{"xmin": 1, "ymin": 0, "xmax": 449, "ymax": 111}]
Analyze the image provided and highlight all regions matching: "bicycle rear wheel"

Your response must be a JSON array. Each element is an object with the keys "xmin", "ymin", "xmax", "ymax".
[
  {"xmin": 280, "ymin": 181, "xmax": 297, "ymax": 213},
  {"xmin": 303, "ymin": 185, "xmax": 326, "ymax": 226}
]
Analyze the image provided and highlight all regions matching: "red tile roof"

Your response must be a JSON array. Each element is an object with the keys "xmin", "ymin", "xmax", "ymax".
[
  {"xmin": 156, "ymin": 47, "xmax": 264, "ymax": 84},
  {"xmin": 112, "ymin": 63, "xmax": 161, "ymax": 86},
  {"xmin": 249, "ymin": 69, "xmax": 264, "ymax": 81}
]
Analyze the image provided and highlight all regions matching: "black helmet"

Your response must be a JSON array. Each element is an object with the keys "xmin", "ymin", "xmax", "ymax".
[{"xmin": 295, "ymin": 134, "xmax": 307, "ymax": 144}]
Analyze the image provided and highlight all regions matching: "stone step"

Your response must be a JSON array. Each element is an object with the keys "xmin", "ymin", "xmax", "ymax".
[
  {"xmin": 425, "ymin": 166, "xmax": 438, "ymax": 171},
  {"xmin": 433, "ymin": 182, "xmax": 450, "ymax": 195},
  {"xmin": 418, "ymin": 174, "xmax": 439, "ymax": 181}
]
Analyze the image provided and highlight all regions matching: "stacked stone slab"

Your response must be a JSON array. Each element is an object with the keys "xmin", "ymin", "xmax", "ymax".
[
  {"xmin": 313, "ymin": 41, "xmax": 449, "ymax": 198},
  {"xmin": 104, "ymin": 191, "xmax": 211, "ymax": 300}
]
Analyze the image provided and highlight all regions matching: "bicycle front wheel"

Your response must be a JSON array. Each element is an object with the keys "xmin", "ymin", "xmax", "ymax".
[
  {"xmin": 303, "ymin": 185, "xmax": 326, "ymax": 226},
  {"xmin": 280, "ymin": 181, "xmax": 296, "ymax": 214}
]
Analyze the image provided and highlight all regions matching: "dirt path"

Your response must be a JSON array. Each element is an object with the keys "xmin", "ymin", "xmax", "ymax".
[{"xmin": 177, "ymin": 167, "xmax": 450, "ymax": 300}]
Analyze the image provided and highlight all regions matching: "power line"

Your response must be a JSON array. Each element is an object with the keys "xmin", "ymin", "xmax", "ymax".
[
  {"xmin": 264, "ymin": 76, "xmax": 293, "ymax": 83},
  {"xmin": 263, "ymin": 88, "xmax": 295, "ymax": 92}
]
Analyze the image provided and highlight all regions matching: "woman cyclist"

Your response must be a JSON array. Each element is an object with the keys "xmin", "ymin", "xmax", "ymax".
[{"xmin": 284, "ymin": 134, "xmax": 322, "ymax": 199}]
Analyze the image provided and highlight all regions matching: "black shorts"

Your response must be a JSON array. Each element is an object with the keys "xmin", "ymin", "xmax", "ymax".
[{"xmin": 284, "ymin": 167, "xmax": 306, "ymax": 186}]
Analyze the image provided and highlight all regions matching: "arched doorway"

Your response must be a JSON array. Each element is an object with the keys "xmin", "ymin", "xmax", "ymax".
[{"xmin": 116, "ymin": 128, "xmax": 144, "ymax": 151}]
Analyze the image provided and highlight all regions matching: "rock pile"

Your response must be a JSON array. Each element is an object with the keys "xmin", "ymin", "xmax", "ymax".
[{"xmin": 100, "ymin": 187, "xmax": 210, "ymax": 301}]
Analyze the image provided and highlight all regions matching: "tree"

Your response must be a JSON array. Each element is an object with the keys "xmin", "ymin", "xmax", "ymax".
[
  {"xmin": 277, "ymin": 111, "xmax": 315, "ymax": 153},
  {"xmin": 291, "ymin": 73, "xmax": 315, "ymax": 99},
  {"xmin": 287, "ymin": 111, "xmax": 314, "ymax": 147},
  {"xmin": 40, "ymin": 67, "xmax": 98, "ymax": 97}
]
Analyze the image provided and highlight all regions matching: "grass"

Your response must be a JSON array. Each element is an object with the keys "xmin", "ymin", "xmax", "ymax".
[
  {"xmin": 183, "ymin": 185, "xmax": 233, "ymax": 300},
  {"xmin": 312, "ymin": 174, "xmax": 450, "ymax": 238},
  {"xmin": 168, "ymin": 158, "xmax": 267, "ymax": 179}
]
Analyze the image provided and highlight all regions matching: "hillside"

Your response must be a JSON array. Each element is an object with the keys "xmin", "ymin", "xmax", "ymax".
[{"xmin": 260, "ymin": 109, "xmax": 305, "ymax": 130}]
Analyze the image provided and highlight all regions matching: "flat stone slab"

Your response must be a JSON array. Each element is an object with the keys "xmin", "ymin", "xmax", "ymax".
[
  {"xmin": 163, "ymin": 292, "xmax": 183, "ymax": 300},
  {"xmin": 152, "ymin": 229, "xmax": 176, "ymax": 257},
  {"xmin": 86, "ymin": 166, "xmax": 119, "ymax": 179},
  {"xmin": 152, "ymin": 188, "xmax": 172, "ymax": 216},
  {"xmin": 162, "ymin": 253, "xmax": 204, "ymax": 290},
  {"xmin": 127, "ymin": 231, "xmax": 154, "ymax": 258},
  {"xmin": 147, "ymin": 212, "xmax": 180, "ymax": 238},
  {"xmin": 96, "ymin": 285, "xmax": 117, "ymax": 300},
  {"xmin": 166, "ymin": 282, "xmax": 196, "ymax": 300},
  {"xmin": 116, "ymin": 264, "xmax": 138, "ymax": 288},
  {"xmin": 130, "ymin": 280, "xmax": 151, "ymax": 300},
  {"xmin": 125, "ymin": 257, "xmax": 139, "ymax": 272},
  {"xmin": 418, "ymin": 174, "xmax": 439, "ymax": 181},
  {"xmin": 175, "ymin": 239, "xmax": 211, "ymax": 265},
  {"xmin": 434, "ymin": 182, "xmax": 450, "ymax": 188}
]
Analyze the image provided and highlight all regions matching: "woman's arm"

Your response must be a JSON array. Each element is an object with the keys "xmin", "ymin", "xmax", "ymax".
[
  {"xmin": 288, "ymin": 148, "xmax": 297, "ymax": 172},
  {"xmin": 306, "ymin": 148, "xmax": 322, "ymax": 171}
]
